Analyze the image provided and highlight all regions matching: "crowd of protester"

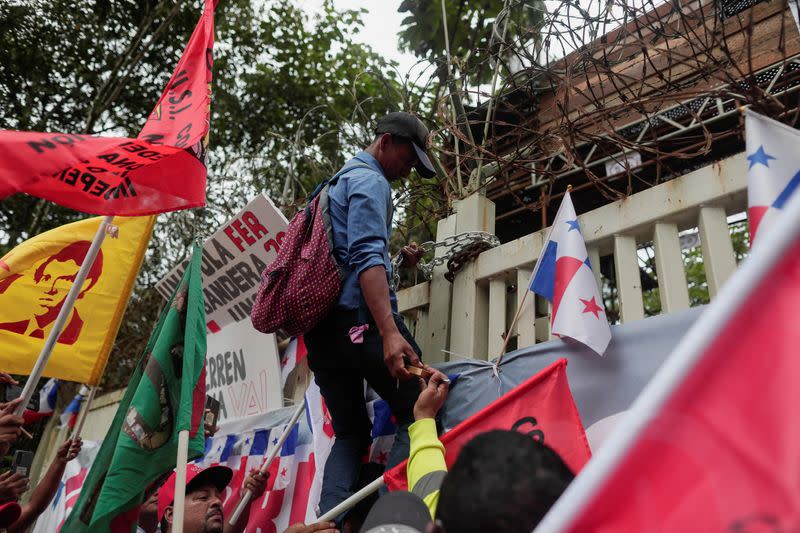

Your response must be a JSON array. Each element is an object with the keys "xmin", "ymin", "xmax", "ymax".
[
  {"xmin": 0, "ymin": 365, "xmax": 574, "ymax": 533},
  {"xmin": 132, "ymin": 370, "xmax": 575, "ymax": 533},
  {"xmin": 0, "ymin": 114, "xmax": 576, "ymax": 532}
]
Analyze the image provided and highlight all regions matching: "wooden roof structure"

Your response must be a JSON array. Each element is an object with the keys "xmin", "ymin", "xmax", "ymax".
[{"xmin": 443, "ymin": 0, "xmax": 800, "ymax": 240}]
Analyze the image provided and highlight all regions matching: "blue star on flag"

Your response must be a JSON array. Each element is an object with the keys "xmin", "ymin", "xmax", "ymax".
[
  {"xmin": 565, "ymin": 219, "xmax": 581, "ymax": 232},
  {"xmin": 747, "ymin": 146, "xmax": 776, "ymax": 169}
]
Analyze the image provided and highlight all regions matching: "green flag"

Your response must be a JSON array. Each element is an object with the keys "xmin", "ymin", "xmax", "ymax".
[{"xmin": 64, "ymin": 241, "xmax": 207, "ymax": 532}]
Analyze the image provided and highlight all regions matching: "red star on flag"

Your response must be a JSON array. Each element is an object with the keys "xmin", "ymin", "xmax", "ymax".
[
  {"xmin": 280, "ymin": 467, "xmax": 287, "ymax": 478},
  {"xmin": 376, "ymin": 451, "xmax": 388, "ymax": 464},
  {"xmin": 579, "ymin": 296, "xmax": 603, "ymax": 319}
]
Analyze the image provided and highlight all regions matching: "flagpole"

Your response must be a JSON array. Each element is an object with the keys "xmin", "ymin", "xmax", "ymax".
[
  {"xmin": 496, "ymin": 188, "xmax": 572, "ymax": 366},
  {"xmin": 534, "ymin": 185, "xmax": 800, "ymax": 532},
  {"xmin": 70, "ymin": 386, "xmax": 96, "ymax": 441},
  {"xmin": 14, "ymin": 216, "xmax": 114, "ymax": 417},
  {"xmin": 172, "ymin": 429, "xmax": 190, "ymax": 533},
  {"xmin": 228, "ymin": 400, "xmax": 307, "ymax": 526},
  {"xmin": 495, "ymin": 288, "xmax": 531, "ymax": 365},
  {"xmin": 317, "ymin": 476, "xmax": 385, "ymax": 523}
]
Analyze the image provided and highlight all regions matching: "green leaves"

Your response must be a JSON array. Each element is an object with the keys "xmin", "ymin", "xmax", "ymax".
[
  {"xmin": 397, "ymin": 0, "xmax": 546, "ymax": 84},
  {"xmin": 0, "ymin": 0, "xmax": 410, "ymax": 389}
]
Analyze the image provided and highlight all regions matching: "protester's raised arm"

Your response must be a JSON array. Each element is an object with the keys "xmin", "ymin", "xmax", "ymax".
[
  {"xmin": 9, "ymin": 438, "xmax": 81, "ymax": 532},
  {"xmin": 407, "ymin": 371, "xmax": 450, "ymax": 518},
  {"xmin": 224, "ymin": 468, "xmax": 268, "ymax": 533}
]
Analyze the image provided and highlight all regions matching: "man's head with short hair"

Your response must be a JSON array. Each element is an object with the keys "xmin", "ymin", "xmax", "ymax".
[
  {"xmin": 367, "ymin": 112, "xmax": 436, "ymax": 181},
  {"xmin": 0, "ymin": 241, "xmax": 104, "ymax": 330},
  {"xmin": 434, "ymin": 430, "xmax": 575, "ymax": 533}
]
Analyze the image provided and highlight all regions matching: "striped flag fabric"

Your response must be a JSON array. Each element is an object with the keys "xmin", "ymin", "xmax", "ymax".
[
  {"xmin": 196, "ymin": 382, "xmax": 396, "ymax": 530},
  {"xmin": 58, "ymin": 385, "xmax": 90, "ymax": 429},
  {"xmin": 281, "ymin": 336, "xmax": 308, "ymax": 387},
  {"xmin": 31, "ymin": 441, "xmax": 100, "ymax": 533}
]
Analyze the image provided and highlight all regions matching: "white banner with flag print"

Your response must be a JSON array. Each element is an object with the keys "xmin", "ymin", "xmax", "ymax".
[
  {"xmin": 32, "ymin": 440, "xmax": 100, "ymax": 533},
  {"xmin": 155, "ymin": 193, "xmax": 288, "ymax": 333}
]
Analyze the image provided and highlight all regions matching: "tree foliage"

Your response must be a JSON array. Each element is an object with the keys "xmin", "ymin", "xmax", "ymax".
[
  {"xmin": 0, "ymin": 0, "xmax": 414, "ymax": 389},
  {"xmin": 397, "ymin": 0, "xmax": 545, "ymax": 85}
]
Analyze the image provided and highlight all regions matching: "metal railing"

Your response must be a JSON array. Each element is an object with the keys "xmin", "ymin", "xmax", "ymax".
[{"xmin": 398, "ymin": 152, "xmax": 747, "ymax": 362}]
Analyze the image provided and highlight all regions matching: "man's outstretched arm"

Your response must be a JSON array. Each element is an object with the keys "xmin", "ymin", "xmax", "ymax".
[{"xmin": 359, "ymin": 266, "xmax": 421, "ymax": 380}]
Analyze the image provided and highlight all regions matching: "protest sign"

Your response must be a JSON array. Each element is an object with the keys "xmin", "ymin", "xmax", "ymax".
[
  {"xmin": 206, "ymin": 320, "xmax": 283, "ymax": 434},
  {"xmin": 156, "ymin": 193, "xmax": 288, "ymax": 332}
]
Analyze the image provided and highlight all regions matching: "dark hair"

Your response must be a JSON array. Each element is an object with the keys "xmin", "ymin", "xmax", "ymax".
[{"xmin": 435, "ymin": 430, "xmax": 575, "ymax": 533}]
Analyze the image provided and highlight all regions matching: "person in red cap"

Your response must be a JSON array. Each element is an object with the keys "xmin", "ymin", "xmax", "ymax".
[
  {"xmin": 0, "ymin": 501, "xmax": 21, "ymax": 531},
  {"xmin": 157, "ymin": 463, "xmax": 267, "ymax": 533}
]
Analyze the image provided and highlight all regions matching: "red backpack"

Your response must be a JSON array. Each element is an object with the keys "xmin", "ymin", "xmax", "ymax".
[{"xmin": 250, "ymin": 164, "xmax": 369, "ymax": 336}]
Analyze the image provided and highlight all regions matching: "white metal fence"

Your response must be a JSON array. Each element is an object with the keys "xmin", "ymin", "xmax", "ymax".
[{"xmin": 397, "ymin": 153, "xmax": 747, "ymax": 363}]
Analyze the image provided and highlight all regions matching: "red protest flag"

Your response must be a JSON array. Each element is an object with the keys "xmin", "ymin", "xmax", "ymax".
[
  {"xmin": 384, "ymin": 359, "xmax": 591, "ymax": 490},
  {"xmin": 0, "ymin": 0, "xmax": 215, "ymax": 216},
  {"xmin": 537, "ymin": 208, "xmax": 800, "ymax": 532}
]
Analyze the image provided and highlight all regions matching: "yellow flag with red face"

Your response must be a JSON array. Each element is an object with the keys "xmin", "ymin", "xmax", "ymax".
[{"xmin": 0, "ymin": 216, "xmax": 154, "ymax": 384}]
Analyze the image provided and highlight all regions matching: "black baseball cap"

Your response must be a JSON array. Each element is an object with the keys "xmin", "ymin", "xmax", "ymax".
[
  {"xmin": 360, "ymin": 491, "xmax": 431, "ymax": 533},
  {"xmin": 375, "ymin": 112, "xmax": 437, "ymax": 179}
]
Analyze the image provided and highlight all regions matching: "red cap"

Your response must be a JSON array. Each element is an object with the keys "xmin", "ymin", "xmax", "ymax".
[
  {"xmin": 0, "ymin": 502, "xmax": 21, "ymax": 527},
  {"xmin": 157, "ymin": 463, "xmax": 233, "ymax": 522}
]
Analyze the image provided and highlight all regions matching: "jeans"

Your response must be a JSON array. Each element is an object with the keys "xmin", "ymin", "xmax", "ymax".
[{"xmin": 305, "ymin": 309, "xmax": 422, "ymax": 518}]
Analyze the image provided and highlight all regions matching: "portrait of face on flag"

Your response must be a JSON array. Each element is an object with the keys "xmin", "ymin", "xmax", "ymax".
[{"xmin": 0, "ymin": 215, "xmax": 153, "ymax": 385}]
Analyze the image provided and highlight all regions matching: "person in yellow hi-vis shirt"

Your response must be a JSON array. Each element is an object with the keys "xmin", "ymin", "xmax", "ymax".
[
  {"xmin": 406, "ymin": 370, "xmax": 576, "ymax": 533},
  {"xmin": 406, "ymin": 370, "xmax": 450, "ymax": 516}
]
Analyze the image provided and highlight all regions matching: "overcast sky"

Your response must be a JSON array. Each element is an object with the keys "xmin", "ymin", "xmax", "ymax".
[{"xmin": 299, "ymin": 0, "xmax": 419, "ymax": 75}]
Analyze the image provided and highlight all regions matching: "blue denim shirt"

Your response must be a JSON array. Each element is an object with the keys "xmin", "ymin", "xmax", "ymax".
[{"xmin": 328, "ymin": 151, "xmax": 397, "ymax": 312}]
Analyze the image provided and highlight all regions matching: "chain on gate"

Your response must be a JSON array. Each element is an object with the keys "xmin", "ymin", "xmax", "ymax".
[{"xmin": 390, "ymin": 231, "xmax": 501, "ymax": 290}]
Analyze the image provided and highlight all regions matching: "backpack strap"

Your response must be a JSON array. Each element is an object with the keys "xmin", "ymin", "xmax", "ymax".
[
  {"xmin": 308, "ymin": 162, "xmax": 373, "ymax": 202},
  {"xmin": 312, "ymin": 162, "xmax": 374, "ymax": 280}
]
